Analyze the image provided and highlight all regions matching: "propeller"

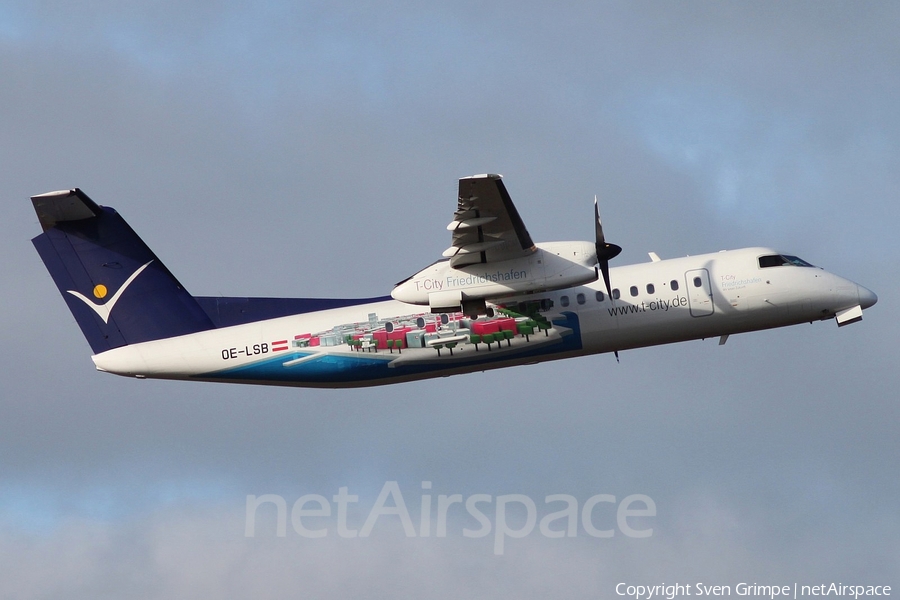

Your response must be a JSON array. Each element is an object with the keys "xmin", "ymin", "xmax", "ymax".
[{"xmin": 594, "ymin": 196, "xmax": 622, "ymax": 299}]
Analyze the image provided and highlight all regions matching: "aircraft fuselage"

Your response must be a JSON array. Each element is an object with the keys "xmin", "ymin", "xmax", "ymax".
[{"xmin": 90, "ymin": 247, "xmax": 875, "ymax": 388}]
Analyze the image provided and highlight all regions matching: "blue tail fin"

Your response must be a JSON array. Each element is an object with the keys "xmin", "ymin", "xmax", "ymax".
[{"xmin": 31, "ymin": 189, "xmax": 215, "ymax": 353}]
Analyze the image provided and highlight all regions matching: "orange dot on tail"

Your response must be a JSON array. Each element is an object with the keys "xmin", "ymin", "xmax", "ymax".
[{"xmin": 93, "ymin": 284, "xmax": 108, "ymax": 299}]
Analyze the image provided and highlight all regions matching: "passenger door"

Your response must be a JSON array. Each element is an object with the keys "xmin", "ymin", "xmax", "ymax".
[{"xmin": 685, "ymin": 269, "xmax": 714, "ymax": 317}]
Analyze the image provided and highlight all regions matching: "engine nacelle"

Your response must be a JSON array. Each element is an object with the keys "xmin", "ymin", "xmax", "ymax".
[{"xmin": 391, "ymin": 241, "xmax": 598, "ymax": 311}]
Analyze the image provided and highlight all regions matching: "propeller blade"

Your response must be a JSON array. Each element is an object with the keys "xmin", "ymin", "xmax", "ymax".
[
  {"xmin": 598, "ymin": 260, "xmax": 613, "ymax": 299},
  {"xmin": 593, "ymin": 196, "xmax": 621, "ymax": 298},
  {"xmin": 594, "ymin": 196, "xmax": 606, "ymax": 247}
]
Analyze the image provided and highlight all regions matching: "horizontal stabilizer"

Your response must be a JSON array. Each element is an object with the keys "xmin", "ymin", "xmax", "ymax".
[{"xmin": 32, "ymin": 188, "xmax": 101, "ymax": 231}]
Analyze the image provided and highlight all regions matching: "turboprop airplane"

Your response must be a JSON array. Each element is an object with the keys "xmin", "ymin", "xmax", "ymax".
[{"xmin": 31, "ymin": 174, "xmax": 876, "ymax": 389}]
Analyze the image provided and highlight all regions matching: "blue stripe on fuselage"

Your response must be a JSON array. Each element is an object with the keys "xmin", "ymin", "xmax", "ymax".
[{"xmin": 194, "ymin": 296, "xmax": 393, "ymax": 328}]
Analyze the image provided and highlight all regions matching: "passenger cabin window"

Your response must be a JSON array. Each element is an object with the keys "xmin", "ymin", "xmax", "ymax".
[
  {"xmin": 630, "ymin": 286, "xmax": 638, "ymax": 297},
  {"xmin": 671, "ymin": 279, "xmax": 679, "ymax": 291},
  {"xmin": 560, "ymin": 295, "xmax": 570, "ymax": 307},
  {"xmin": 576, "ymin": 293, "xmax": 586, "ymax": 305},
  {"xmin": 612, "ymin": 288, "xmax": 621, "ymax": 300},
  {"xmin": 647, "ymin": 283, "xmax": 655, "ymax": 294},
  {"xmin": 595, "ymin": 291, "xmax": 605, "ymax": 302},
  {"xmin": 759, "ymin": 254, "xmax": 815, "ymax": 268}
]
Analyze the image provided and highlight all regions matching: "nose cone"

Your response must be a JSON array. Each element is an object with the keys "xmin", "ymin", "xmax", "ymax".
[{"xmin": 858, "ymin": 285, "xmax": 878, "ymax": 309}]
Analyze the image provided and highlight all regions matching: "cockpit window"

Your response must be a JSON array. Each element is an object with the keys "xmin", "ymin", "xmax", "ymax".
[{"xmin": 758, "ymin": 254, "xmax": 815, "ymax": 269}]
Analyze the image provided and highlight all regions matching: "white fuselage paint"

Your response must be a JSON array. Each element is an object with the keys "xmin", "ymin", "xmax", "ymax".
[{"xmin": 91, "ymin": 247, "xmax": 874, "ymax": 388}]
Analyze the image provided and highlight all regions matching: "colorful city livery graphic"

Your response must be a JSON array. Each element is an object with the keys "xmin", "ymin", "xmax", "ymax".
[{"xmin": 208, "ymin": 304, "xmax": 582, "ymax": 385}]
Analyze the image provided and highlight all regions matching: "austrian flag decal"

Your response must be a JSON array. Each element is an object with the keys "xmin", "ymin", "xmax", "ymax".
[{"xmin": 271, "ymin": 339, "xmax": 288, "ymax": 352}]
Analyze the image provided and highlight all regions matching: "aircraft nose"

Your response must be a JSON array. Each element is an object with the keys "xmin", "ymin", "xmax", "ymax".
[{"xmin": 858, "ymin": 284, "xmax": 878, "ymax": 309}]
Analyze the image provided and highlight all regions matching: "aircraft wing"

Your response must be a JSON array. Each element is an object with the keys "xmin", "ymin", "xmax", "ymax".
[{"xmin": 444, "ymin": 174, "xmax": 536, "ymax": 267}]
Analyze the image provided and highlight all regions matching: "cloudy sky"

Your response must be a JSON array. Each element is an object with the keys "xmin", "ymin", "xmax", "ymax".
[{"xmin": 1, "ymin": 1, "xmax": 897, "ymax": 598}]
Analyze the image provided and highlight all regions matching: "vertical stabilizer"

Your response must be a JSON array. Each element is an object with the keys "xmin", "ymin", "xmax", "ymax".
[{"xmin": 31, "ymin": 189, "xmax": 215, "ymax": 354}]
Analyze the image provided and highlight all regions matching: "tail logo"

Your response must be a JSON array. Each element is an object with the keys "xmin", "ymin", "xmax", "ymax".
[{"xmin": 67, "ymin": 261, "xmax": 154, "ymax": 324}]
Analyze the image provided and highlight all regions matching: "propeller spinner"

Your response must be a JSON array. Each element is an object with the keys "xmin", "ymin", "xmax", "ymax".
[{"xmin": 594, "ymin": 196, "xmax": 622, "ymax": 299}]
